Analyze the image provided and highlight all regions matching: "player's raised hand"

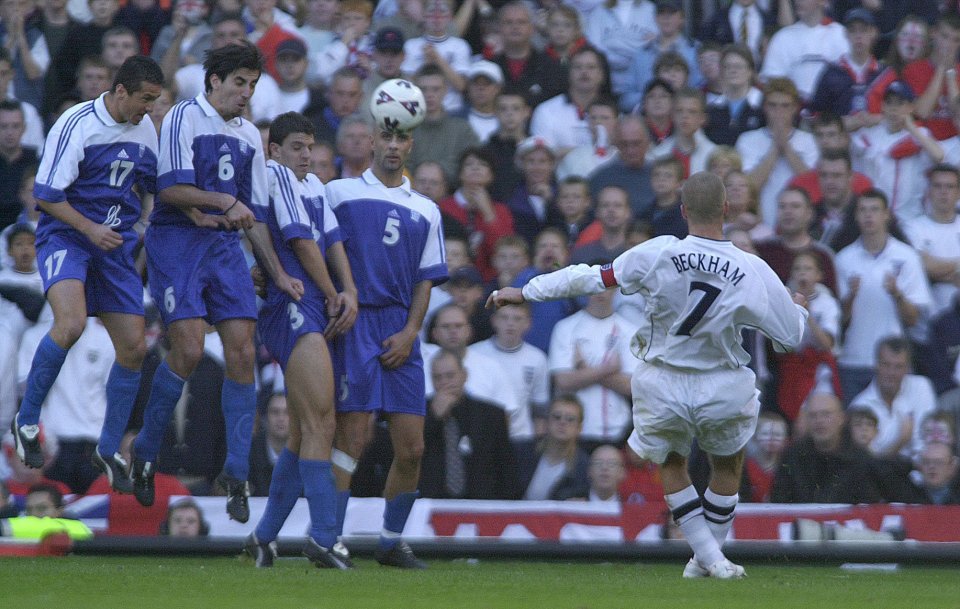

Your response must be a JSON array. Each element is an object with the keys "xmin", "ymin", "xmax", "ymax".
[
  {"xmin": 84, "ymin": 223, "xmax": 124, "ymax": 251},
  {"xmin": 324, "ymin": 290, "xmax": 358, "ymax": 340},
  {"xmin": 225, "ymin": 199, "xmax": 255, "ymax": 230},
  {"xmin": 790, "ymin": 291, "xmax": 808, "ymax": 309},
  {"xmin": 380, "ymin": 328, "xmax": 416, "ymax": 369},
  {"xmin": 275, "ymin": 272, "xmax": 304, "ymax": 302},
  {"xmin": 485, "ymin": 286, "xmax": 524, "ymax": 309}
]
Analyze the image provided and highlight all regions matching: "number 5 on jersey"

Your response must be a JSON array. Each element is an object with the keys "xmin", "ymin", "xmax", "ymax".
[{"xmin": 383, "ymin": 216, "xmax": 400, "ymax": 246}]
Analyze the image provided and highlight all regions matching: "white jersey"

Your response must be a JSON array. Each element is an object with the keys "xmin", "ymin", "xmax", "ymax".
[
  {"xmin": 904, "ymin": 214, "xmax": 960, "ymax": 316},
  {"xmin": 529, "ymin": 94, "xmax": 592, "ymax": 151},
  {"xmin": 760, "ymin": 20, "xmax": 850, "ymax": 100},
  {"xmin": 401, "ymin": 36, "xmax": 471, "ymax": 113},
  {"xmin": 736, "ymin": 127, "xmax": 819, "ymax": 228},
  {"xmin": 471, "ymin": 338, "xmax": 550, "ymax": 440},
  {"xmin": 523, "ymin": 235, "xmax": 808, "ymax": 371}
]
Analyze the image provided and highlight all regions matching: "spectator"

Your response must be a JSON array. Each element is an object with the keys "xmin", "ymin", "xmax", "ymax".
[
  {"xmin": 743, "ymin": 411, "xmax": 788, "ymax": 502},
  {"xmin": 505, "ymin": 135, "xmax": 557, "ymax": 246},
  {"xmin": 551, "ymin": 176, "xmax": 594, "ymax": 247},
  {"xmin": 408, "ymin": 63, "xmax": 478, "ymax": 180},
  {"xmin": 309, "ymin": 66, "xmax": 364, "ymax": 146},
  {"xmin": 809, "ymin": 9, "xmax": 884, "ymax": 133},
  {"xmin": 272, "ymin": 38, "xmax": 323, "ymax": 115},
  {"xmin": 443, "ymin": 265, "xmax": 492, "ymax": 342},
  {"xmin": 835, "ymin": 190, "xmax": 932, "ymax": 405},
  {"xmin": 486, "ymin": 234, "xmax": 528, "ymax": 295},
  {"xmin": 621, "ymin": 0, "xmax": 700, "ymax": 111},
  {"xmin": 517, "ymin": 395, "xmax": 590, "ymax": 500},
  {"xmin": 0, "ymin": 100, "xmax": 38, "ymax": 231},
  {"xmin": 698, "ymin": 42, "xmax": 723, "ymax": 100},
  {"xmin": 774, "ymin": 251, "xmax": 841, "ymax": 422},
  {"xmin": 38, "ymin": 0, "xmax": 76, "ymax": 122},
  {"xmin": 850, "ymin": 80, "xmax": 943, "ymax": 225},
  {"xmin": 514, "ymin": 227, "xmax": 576, "ymax": 353},
  {"xmin": 708, "ymin": 145, "xmax": 741, "ymax": 178},
  {"xmin": 248, "ymin": 392, "xmax": 290, "ymax": 497},
  {"xmin": 0, "ymin": 483, "xmax": 92, "ymax": 539},
  {"xmin": 913, "ymin": 442, "xmax": 960, "ymax": 504},
  {"xmin": 703, "ymin": 44, "xmax": 764, "ymax": 147},
  {"xmin": 100, "ymin": 26, "xmax": 140, "ymax": 72},
  {"xmin": 770, "ymin": 392, "xmax": 885, "ymax": 503},
  {"xmin": 245, "ymin": 0, "xmax": 304, "ymax": 79},
  {"xmin": 152, "ymin": 0, "xmax": 213, "ymax": 84},
  {"xmin": 147, "ymin": 84, "xmax": 174, "ymax": 136},
  {"xmin": 400, "ymin": 0, "xmax": 470, "ymax": 114},
  {"xmin": 555, "ymin": 97, "xmax": 619, "ymax": 182},
  {"xmin": 722, "ymin": 168, "xmax": 772, "ymax": 243},
  {"xmin": 698, "ymin": 0, "xmax": 771, "ymax": 62},
  {"xmin": 0, "ymin": 0, "xmax": 50, "ymax": 110},
  {"xmin": 362, "ymin": 27, "xmax": 406, "ymax": 101},
  {"xmin": 806, "ymin": 150, "xmax": 862, "ymax": 251},
  {"xmin": 0, "ymin": 480, "xmax": 14, "ymax": 518},
  {"xmin": 74, "ymin": 55, "xmax": 111, "ymax": 102},
  {"xmin": 583, "ymin": 0, "xmax": 655, "ymax": 98},
  {"xmin": 481, "ymin": 89, "xmax": 529, "ymax": 202},
  {"xmin": 160, "ymin": 498, "xmax": 209, "ymax": 537},
  {"xmin": 49, "ymin": 0, "xmax": 119, "ymax": 116},
  {"xmin": 903, "ymin": 164, "xmax": 960, "ymax": 320},
  {"xmin": 0, "ymin": 48, "xmax": 44, "ymax": 152},
  {"xmin": 310, "ymin": 140, "xmax": 337, "ymax": 183},
  {"xmin": 464, "ymin": 60, "xmax": 502, "ymax": 143},
  {"xmin": 570, "ymin": 185, "xmax": 631, "ymax": 264},
  {"xmin": 420, "ymin": 349, "xmax": 519, "ymax": 499},
  {"xmin": 412, "ymin": 159, "xmax": 448, "ymax": 202},
  {"xmin": 589, "ymin": 115, "xmax": 654, "ymax": 219},
  {"xmin": 585, "ymin": 444, "xmax": 626, "ymax": 503},
  {"xmin": 549, "ymin": 285, "xmax": 633, "ymax": 450},
  {"xmin": 736, "ymin": 77, "xmax": 819, "ymax": 229},
  {"xmin": 1, "ymin": 426, "xmax": 70, "ymax": 496},
  {"xmin": 847, "ymin": 406, "xmax": 880, "ymax": 451},
  {"xmin": 651, "ymin": 50, "xmax": 690, "ymax": 95},
  {"xmin": 650, "ymin": 87, "xmax": 716, "ymax": 178},
  {"xmin": 928, "ymin": 299, "xmax": 960, "ymax": 395},
  {"xmin": 542, "ymin": 4, "xmax": 586, "ymax": 66},
  {"xmin": 333, "ymin": 115, "xmax": 373, "ymax": 179},
  {"xmin": 759, "ymin": 0, "xmax": 849, "ymax": 101},
  {"xmin": 116, "ymin": 0, "xmax": 169, "ymax": 55},
  {"xmin": 849, "ymin": 337, "xmax": 937, "ymax": 461},
  {"xmin": 917, "ymin": 409, "xmax": 958, "ymax": 457},
  {"xmin": 644, "ymin": 156, "xmax": 686, "ymax": 239},
  {"xmin": 371, "ymin": 0, "xmax": 427, "ymax": 43},
  {"xmin": 637, "ymin": 77, "xmax": 673, "ymax": 143},
  {"xmin": 530, "ymin": 46, "xmax": 609, "ymax": 156},
  {"xmin": 491, "ymin": 1, "xmax": 565, "ymax": 107},
  {"xmin": 904, "ymin": 12, "xmax": 960, "ymax": 141}
]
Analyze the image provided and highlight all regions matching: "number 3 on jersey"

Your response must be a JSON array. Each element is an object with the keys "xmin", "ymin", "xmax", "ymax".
[
  {"xmin": 676, "ymin": 281, "xmax": 721, "ymax": 336},
  {"xmin": 383, "ymin": 216, "xmax": 400, "ymax": 245}
]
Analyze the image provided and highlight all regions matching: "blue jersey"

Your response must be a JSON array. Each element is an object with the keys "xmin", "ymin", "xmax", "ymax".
[
  {"xmin": 325, "ymin": 169, "xmax": 448, "ymax": 308},
  {"xmin": 264, "ymin": 160, "xmax": 342, "ymax": 303},
  {"xmin": 34, "ymin": 93, "xmax": 159, "ymax": 239},
  {"xmin": 152, "ymin": 93, "xmax": 269, "ymax": 232}
]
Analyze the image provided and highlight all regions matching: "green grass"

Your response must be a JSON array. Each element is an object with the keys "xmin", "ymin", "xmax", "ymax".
[{"xmin": 1, "ymin": 557, "xmax": 958, "ymax": 609}]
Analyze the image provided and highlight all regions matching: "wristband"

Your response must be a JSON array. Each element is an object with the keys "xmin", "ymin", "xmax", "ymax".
[{"xmin": 225, "ymin": 198, "xmax": 239, "ymax": 214}]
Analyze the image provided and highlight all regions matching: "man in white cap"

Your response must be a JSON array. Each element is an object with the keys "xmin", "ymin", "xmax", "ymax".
[{"xmin": 465, "ymin": 60, "xmax": 504, "ymax": 143}]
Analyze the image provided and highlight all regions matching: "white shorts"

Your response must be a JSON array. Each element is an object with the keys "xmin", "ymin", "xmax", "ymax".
[{"xmin": 627, "ymin": 363, "xmax": 760, "ymax": 464}]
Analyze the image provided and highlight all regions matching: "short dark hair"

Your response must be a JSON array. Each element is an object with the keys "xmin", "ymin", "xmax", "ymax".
[
  {"xmin": 415, "ymin": 63, "xmax": 446, "ymax": 81},
  {"xmin": 928, "ymin": 162, "xmax": 960, "ymax": 184},
  {"xmin": 644, "ymin": 77, "xmax": 675, "ymax": 98},
  {"xmin": 877, "ymin": 335, "xmax": 912, "ymax": 361},
  {"xmin": 457, "ymin": 146, "xmax": 494, "ymax": 176},
  {"xmin": 654, "ymin": 51, "xmax": 689, "ymax": 75},
  {"xmin": 812, "ymin": 112, "xmax": 846, "ymax": 134},
  {"xmin": 112, "ymin": 55, "xmax": 164, "ymax": 95},
  {"xmin": 27, "ymin": 483, "xmax": 63, "ymax": 509},
  {"xmin": 858, "ymin": 187, "xmax": 889, "ymax": 209},
  {"xmin": 211, "ymin": 11, "xmax": 244, "ymax": 29},
  {"xmin": 818, "ymin": 148, "xmax": 852, "ymax": 171},
  {"xmin": 0, "ymin": 99, "xmax": 23, "ymax": 116},
  {"xmin": 203, "ymin": 41, "xmax": 263, "ymax": 93},
  {"xmin": 7, "ymin": 222, "xmax": 35, "ymax": 245},
  {"xmin": 269, "ymin": 111, "xmax": 315, "ymax": 146},
  {"xmin": 77, "ymin": 55, "xmax": 109, "ymax": 77}
]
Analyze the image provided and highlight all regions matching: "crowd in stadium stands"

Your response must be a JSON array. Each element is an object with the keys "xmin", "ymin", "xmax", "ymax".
[{"xmin": 4, "ymin": 0, "xmax": 960, "ymax": 528}]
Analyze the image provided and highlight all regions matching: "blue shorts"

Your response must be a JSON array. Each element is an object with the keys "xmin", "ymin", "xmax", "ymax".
[
  {"xmin": 37, "ymin": 230, "xmax": 143, "ymax": 316},
  {"xmin": 258, "ymin": 294, "xmax": 329, "ymax": 369},
  {"xmin": 331, "ymin": 305, "xmax": 425, "ymax": 416},
  {"xmin": 145, "ymin": 225, "xmax": 257, "ymax": 326}
]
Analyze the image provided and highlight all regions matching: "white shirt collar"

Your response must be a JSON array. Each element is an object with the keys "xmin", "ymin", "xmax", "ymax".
[
  {"xmin": 93, "ymin": 93, "xmax": 117, "ymax": 127},
  {"xmin": 362, "ymin": 167, "xmax": 412, "ymax": 195}
]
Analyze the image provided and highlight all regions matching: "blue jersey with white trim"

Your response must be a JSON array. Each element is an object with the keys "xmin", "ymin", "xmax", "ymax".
[
  {"xmin": 152, "ymin": 93, "xmax": 268, "ymax": 231},
  {"xmin": 34, "ymin": 93, "xmax": 159, "ymax": 238},
  {"xmin": 264, "ymin": 161, "xmax": 342, "ymax": 302},
  {"xmin": 325, "ymin": 169, "xmax": 447, "ymax": 308}
]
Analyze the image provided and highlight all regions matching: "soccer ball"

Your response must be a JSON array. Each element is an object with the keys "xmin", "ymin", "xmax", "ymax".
[{"xmin": 369, "ymin": 79, "xmax": 426, "ymax": 133}]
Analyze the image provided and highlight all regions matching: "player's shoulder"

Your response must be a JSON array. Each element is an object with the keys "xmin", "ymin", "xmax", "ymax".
[
  {"xmin": 266, "ymin": 159, "xmax": 298, "ymax": 181},
  {"xmin": 49, "ymin": 99, "xmax": 97, "ymax": 132},
  {"xmin": 300, "ymin": 172, "xmax": 327, "ymax": 197},
  {"xmin": 323, "ymin": 175, "xmax": 366, "ymax": 202},
  {"xmin": 407, "ymin": 188, "xmax": 442, "ymax": 217}
]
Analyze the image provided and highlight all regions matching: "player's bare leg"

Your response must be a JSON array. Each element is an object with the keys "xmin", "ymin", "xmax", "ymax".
[
  {"xmin": 132, "ymin": 317, "xmax": 205, "ymax": 506},
  {"xmin": 374, "ymin": 412, "xmax": 427, "ymax": 569},
  {"xmin": 215, "ymin": 318, "xmax": 258, "ymax": 523},
  {"xmin": 331, "ymin": 410, "xmax": 374, "ymax": 557},
  {"xmin": 661, "ymin": 452, "xmax": 744, "ymax": 579},
  {"xmin": 14, "ymin": 280, "xmax": 87, "ymax": 468},
  {"xmin": 95, "ymin": 312, "xmax": 148, "ymax": 492}
]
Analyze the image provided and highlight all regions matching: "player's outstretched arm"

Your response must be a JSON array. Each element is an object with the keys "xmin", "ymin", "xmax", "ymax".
[
  {"xmin": 245, "ymin": 222, "xmax": 304, "ymax": 302},
  {"xmin": 157, "ymin": 185, "xmax": 255, "ymax": 230},
  {"xmin": 488, "ymin": 263, "xmax": 611, "ymax": 310},
  {"xmin": 324, "ymin": 242, "xmax": 358, "ymax": 339},
  {"xmin": 485, "ymin": 286, "xmax": 525, "ymax": 309},
  {"xmin": 37, "ymin": 199, "xmax": 123, "ymax": 251}
]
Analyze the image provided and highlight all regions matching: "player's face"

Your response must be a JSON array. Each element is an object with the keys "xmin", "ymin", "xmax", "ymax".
[
  {"xmin": 876, "ymin": 346, "xmax": 909, "ymax": 397},
  {"xmin": 928, "ymin": 171, "xmax": 960, "ymax": 215},
  {"xmin": 210, "ymin": 67, "xmax": 259, "ymax": 119},
  {"xmin": 275, "ymin": 132, "xmax": 315, "ymax": 181},
  {"xmin": 117, "ymin": 81, "xmax": 163, "ymax": 125},
  {"xmin": 0, "ymin": 109, "xmax": 24, "ymax": 150},
  {"xmin": 547, "ymin": 401, "xmax": 582, "ymax": 442},
  {"xmin": 373, "ymin": 129, "xmax": 412, "ymax": 174},
  {"xmin": 492, "ymin": 305, "xmax": 530, "ymax": 345}
]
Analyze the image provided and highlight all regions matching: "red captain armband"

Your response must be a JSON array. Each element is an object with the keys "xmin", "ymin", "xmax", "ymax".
[{"xmin": 600, "ymin": 263, "xmax": 617, "ymax": 288}]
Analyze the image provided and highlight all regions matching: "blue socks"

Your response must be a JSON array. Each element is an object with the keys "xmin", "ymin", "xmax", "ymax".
[
  {"xmin": 221, "ymin": 378, "xmax": 256, "ymax": 481},
  {"xmin": 133, "ymin": 360, "xmax": 185, "ymax": 462},
  {"xmin": 379, "ymin": 491, "xmax": 419, "ymax": 550},
  {"xmin": 99, "ymin": 363, "xmax": 141, "ymax": 457},
  {"xmin": 18, "ymin": 334, "xmax": 69, "ymax": 426},
  {"xmin": 300, "ymin": 459, "xmax": 337, "ymax": 548},
  {"xmin": 335, "ymin": 489, "xmax": 351, "ymax": 537},
  {"xmin": 255, "ymin": 447, "xmax": 302, "ymax": 543}
]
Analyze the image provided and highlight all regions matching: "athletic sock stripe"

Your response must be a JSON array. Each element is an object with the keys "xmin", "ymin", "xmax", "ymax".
[
  {"xmin": 671, "ymin": 498, "xmax": 703, "ymax": 523},
  {"xmin": 704, "ymin": 513, "xmax": 735, "ymax": 525},
  {"xmin": 702, "ymin": 498, "xmax": 737, "ymax": 517}
]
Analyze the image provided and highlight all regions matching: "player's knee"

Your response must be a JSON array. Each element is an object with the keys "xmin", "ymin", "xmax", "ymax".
[
  {"xmin": 168, "ymin": 338, "xmax": 203, "ymax": 374},
  {"xmin": 394, "ymin": 438, "xmax": 424, "ymax": 468},
  {"xmin": 224, "ymin": 341, "xmax": 255, "ymax": 373},
  {"xmin": 117, "ymin": 338, "xmax": 147, "ymax": 368},
  {"xmin": 52, "ymin": 317, "xmax": 86, "ymax": 347}
]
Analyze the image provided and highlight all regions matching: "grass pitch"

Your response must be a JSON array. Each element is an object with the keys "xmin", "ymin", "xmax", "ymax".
[{"xmin": 1, "ymin": 556, "xmax": 958, "ymax": 609}]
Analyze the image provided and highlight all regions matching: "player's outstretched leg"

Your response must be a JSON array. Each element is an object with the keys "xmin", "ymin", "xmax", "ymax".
[
  {"xmin": 375, "ymin": 413, "xmax": 426, "ymax": 570},
  {"xmin": 246, "ymin": 446, "xmax": 301, "ymax": 567},
  {"xmin": 331, "ymin": 411, "xmax": 371, "ymax": 562},
  {"xmin": 14, "ymin": 281, "xmax": 87, "ymax": 468}
]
